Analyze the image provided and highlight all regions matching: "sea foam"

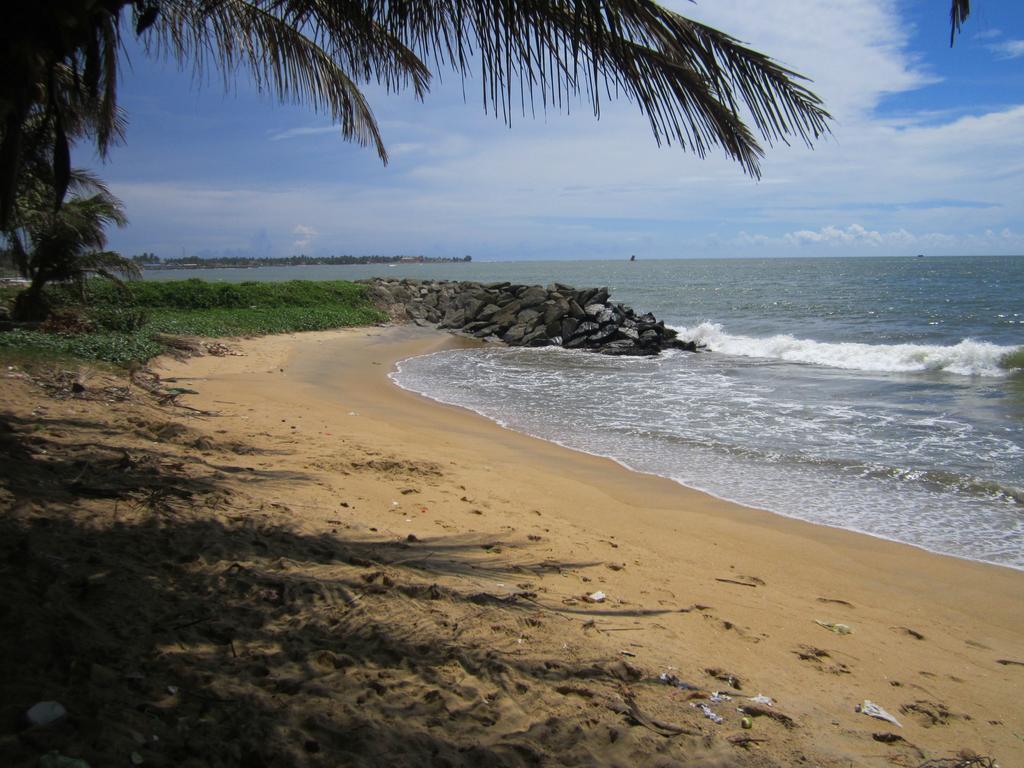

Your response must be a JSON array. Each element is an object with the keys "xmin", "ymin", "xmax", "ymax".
[{"xmin": 673, "ymin": 321, "xmax": 1016, "ymax": 377}]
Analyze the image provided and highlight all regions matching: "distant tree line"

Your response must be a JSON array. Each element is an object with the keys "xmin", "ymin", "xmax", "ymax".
[{"xmin": 143, "ymin": 254, "xmax": 473, "ymax": 269}]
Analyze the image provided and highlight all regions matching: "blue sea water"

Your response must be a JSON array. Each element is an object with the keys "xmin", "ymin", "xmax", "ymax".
[{"xmin": 149, "ymin": 256, "xmax": 1024, "ymax": 567}]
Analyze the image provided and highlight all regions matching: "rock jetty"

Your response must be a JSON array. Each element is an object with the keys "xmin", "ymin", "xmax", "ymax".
[{"xmin": 360, "ymin": 278, "xmax": 700, "ymax": 356}]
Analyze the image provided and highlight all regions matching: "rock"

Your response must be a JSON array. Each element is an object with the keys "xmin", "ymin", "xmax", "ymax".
[
  {"xmin": 358, "ymin": 277, "xmax": 700, "ymax": 356},
  {"xmin": 491, "ymin": 301, "xmax": 523, "ymax": 327},
  {"xmin": 542, "ymin": 297, "xmax": 570, "ymax": 325},
  {"xmin": 522, "ymin": 328, "xmax": 551, "ymax": 346},
  {"xmin": 476, "ymin": 303, "xmax": 501, "ymax": 321},
  {"xmin": 39, "ymin": 755, "xmax": 91, "ymax": 768},
  {"xmin": 571, "ymin": 321, "xmax": 600, "ymax": 339},
  {"xmin": 560, "ymin": 317, "xmax": 580, "ymax": 340},
  {"xmin": 598, "ymin": 340, "xmax": 648, "ymax": 356},
  {"xmin": 620, "ymin": 327, "xmax": 640, "ymax": 341},
  {"xmin": 519, "ymin": 285, "xmax": 549, "ymax": 308},
  {"xmin": 25, "ymin": 701, "xmax": 67, "ymax": 727},
  {"xmin": 473, "ymin": 324, "xmax": 499, "ymax": 338},
  {"xmin": 438, "ymin": 307, "xmax": 466, "ymax": 329},
  {"xmin": 639, "ymin": 329, "xmax": 660, "ymax": 345},
  {"xmin": 516, "ymin": 307, "xmax": 542, "ymax": 326},
  {"xmin": 588, "ymin": 326, "xmax": 619, "ymax": 345},
  {"xmin": 502, "ymin": 324, "xmax": 529, "ymax": 344}
]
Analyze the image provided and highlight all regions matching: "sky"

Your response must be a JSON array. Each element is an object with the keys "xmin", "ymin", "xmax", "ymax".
[{"xmin": 84, "ymin": 0, "xmax": 1024, "ymax": 260}]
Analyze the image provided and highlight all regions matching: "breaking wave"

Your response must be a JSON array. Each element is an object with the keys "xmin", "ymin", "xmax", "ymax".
[{"xmin": 674, "ymin": 321, "xmax": 1015, "ymax": 377}]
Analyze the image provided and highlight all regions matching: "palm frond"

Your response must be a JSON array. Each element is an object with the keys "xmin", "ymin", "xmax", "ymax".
[
  {"xmin": 362, "ymin": 0, "xmax": 831, "ymax": 177},
  {"xmin": 950, "ymin": 0, "xmax": 970, "ymax": 46},
  {"xmin": 143, "ymin": 0, "xmax": 433, "ymax": 162}
]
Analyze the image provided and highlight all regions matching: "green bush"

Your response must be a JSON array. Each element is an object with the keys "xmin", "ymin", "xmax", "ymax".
[
  {"xmin": 0, "ymin": 329, "xmax": 163, "ymax": 364},
  {"xmin": 0, "ymin": 278, "xmax": 386, "ymax": 366},
  {"xmin": 87, "ymin": 304, "xmax": 150, "ymax": 332}
]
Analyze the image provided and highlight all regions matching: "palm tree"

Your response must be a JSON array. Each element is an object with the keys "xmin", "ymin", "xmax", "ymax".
[
  {"xmin": 4, "ymin": 167, "xmax": 135, "ymax": 320},
  {"xmin": 0, "ymin": 0, "xmax": 974, "ymax": 228},
  {"xmin": 1, "ymin": 0, "xmax": 834, "ymax": 226}
]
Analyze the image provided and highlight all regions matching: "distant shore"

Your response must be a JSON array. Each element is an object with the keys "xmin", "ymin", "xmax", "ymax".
[{"xmin": 141, "ymin": 255, "xmax": 473, "ymax": 270}]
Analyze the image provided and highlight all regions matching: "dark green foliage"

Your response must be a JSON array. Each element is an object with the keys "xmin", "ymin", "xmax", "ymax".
[
  {"xmin": 0, "ymin": 279, "xmax": 386, "ymax": 365},
  {"xmin": 0, "ymin": 329, "xmax": 163, "ymax": 364},
  {"xmin": 99, "ymin": 279, "xmax": 373, "ymax": 310}
]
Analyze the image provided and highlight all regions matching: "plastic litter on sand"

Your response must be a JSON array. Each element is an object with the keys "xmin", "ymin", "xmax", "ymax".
[
  {"xmin": 856, "ymin": 700, "xmax": 902, "ymax": 728},
  {"xmin": 692, "ymin": 702, "xmax": 724, "ymax": 724}
]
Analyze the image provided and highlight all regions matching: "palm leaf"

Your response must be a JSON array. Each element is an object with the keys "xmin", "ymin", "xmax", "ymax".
[
  {"xmin": 143, "ymin": 0, "xmax": 433, "ymax": 162},
  {"xmin": 949, "ymin": 0, "xmax": 970, "ymax": 46},
  {"xmin": 359, "ymin": 0, "xmax": 830, "ymax": 177}
]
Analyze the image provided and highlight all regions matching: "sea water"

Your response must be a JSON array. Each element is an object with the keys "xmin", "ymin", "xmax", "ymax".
[{"xmin": 151, "ymin": 256, "xmax": 1024, "ymax": 567}]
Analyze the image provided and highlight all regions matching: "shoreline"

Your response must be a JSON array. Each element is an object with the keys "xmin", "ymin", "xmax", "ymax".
[
  {"xmin": 159, "ymin": 323, "xmax": 1024, "ymax": 623},
  {"xmin": 160, "ymin": 326, "xmax": 1024, "ymax": 751},
  {"xmin": 388, "ymin": 341, "xmax": 1022, "ymax": 574},
  {"xmin": 4, "ymin": 322, "xmax": 1018, "ymax": 765}
]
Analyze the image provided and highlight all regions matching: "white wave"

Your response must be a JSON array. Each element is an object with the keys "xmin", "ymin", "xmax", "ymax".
[{"xmin": 674, "ymin": 322, "xmax": 1016, "ymax": 377}]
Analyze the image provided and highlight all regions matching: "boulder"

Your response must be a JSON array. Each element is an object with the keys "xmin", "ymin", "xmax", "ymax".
[
  {"xmin": 358, "ymin": 277, "xmax": 700, "ymax": 357},
  {"xmin": 542, "ymin": 297, "xmax": 570, "ymax": 325},
  {"xmin": 473, "ymin": 324, "xmax": 500, "ymax": 338},
  {"xmin": 522, "ymin": 327, "xmax": 551, "ymax": 346},
  {"xmin": 518, "ymin": 285, "xmax": 549, "ymax": 308},
  {"xmin": 572, "ymin": 321, "xmax": 600, "ymax": 339},
  {"xmin": 588, "ymin": 325, "xmax": 619, "ymax": 345},
  {"xmin": 517, "ymin": 308, "xmax": 542, "ymax": 328},
  {"xmin": 477, "ymin": 303, "xmax": 501, "ymax": 321},
  {"xmin": 560, "ymin": 317, "xmax": 580, "ymax": 340},
  {"xmin": 438, "ymin": 307, "xmax": 466, "ymax": 329},
  {"xmin": 599, "ymin": 340, "xmax": 649, "ymax": 356},
  {"xmin": 502, "ymin": 324, "xmax": 529, "ymax": 344}
]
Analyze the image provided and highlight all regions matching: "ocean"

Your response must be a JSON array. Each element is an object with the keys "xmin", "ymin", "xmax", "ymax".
[{"xmin": 148, "ymin": 256, "xmax": 1024, "ymax": 568}]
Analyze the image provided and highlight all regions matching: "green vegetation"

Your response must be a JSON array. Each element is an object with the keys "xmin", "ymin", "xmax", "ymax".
[
  {"xmin": 0, "ymin": 279, "xmax": 385, "ymax": 364},
  {"xmin": 1000, "ymin": 348, "xmax": 1024, "ymax": 372}
]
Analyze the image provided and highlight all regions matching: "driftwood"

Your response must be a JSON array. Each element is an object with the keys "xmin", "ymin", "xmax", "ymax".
[
  {"xmin": 607, "ymin": 698, "xmax": 699, "ymax": 737},
  {"xmin": 738, "ymin": 702, "xmax": 796, "ymax": 728}
]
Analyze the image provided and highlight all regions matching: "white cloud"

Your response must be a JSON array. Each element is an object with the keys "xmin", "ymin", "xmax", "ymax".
[
  {"xmin": 988, "ymin": 40, "xmax": 1024, "ymax": 59},
  {"xmin": 268, "ymin": 125, "xmax": 339, "ymax": 141},
  {"xmin": 292, "ymin": 224, "xmax": 319, "ymax": 250}
]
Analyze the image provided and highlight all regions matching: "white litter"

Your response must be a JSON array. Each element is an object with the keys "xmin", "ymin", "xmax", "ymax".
[
  {"xmin": 748, "ymin": 694, "xmax": 774, "ymax": 706},
  {"xmin": 691, "ymin": 702, "xmax": 724, "ymax": 724},
  {"xmin": 856, "ymin": 700, "xmax": 902, "ymax": 728},
  {"xmin": 584, "ymin": 591, "xmax": 607, "ymax": 603}
]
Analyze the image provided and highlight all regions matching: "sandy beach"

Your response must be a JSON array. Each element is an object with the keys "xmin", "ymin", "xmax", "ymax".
[{"xmin": 2, "ymin": 324, "xmax": 1021, "ymax": 767}]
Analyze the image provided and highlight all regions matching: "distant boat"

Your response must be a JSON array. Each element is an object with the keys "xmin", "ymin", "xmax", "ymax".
[
  {"xmin": 916, "ymin": 253, "xmax": 925, "ymax": 258},
  {"xmin": 629, "ymin": 254, "xmax": 636, "ymax": 262}
]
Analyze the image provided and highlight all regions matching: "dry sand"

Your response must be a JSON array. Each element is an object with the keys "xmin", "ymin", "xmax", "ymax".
[{"xmin": 1, "ymin": 324, "xmax": 1021, "ymax": 767}]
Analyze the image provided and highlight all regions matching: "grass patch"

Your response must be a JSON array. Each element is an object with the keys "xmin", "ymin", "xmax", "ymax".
[
  {"xmin": 0, "ymin": 329, "xmax": 164, "ymax": 365},
  {"xmin": 0, "ymin": 279, "xmax": 385, "ymax": 365}
]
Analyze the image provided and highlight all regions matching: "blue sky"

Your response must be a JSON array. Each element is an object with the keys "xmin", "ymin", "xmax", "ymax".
[{"xmin": 85, "ymin": 0, "xmax": 1024, "ymax": 260}]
